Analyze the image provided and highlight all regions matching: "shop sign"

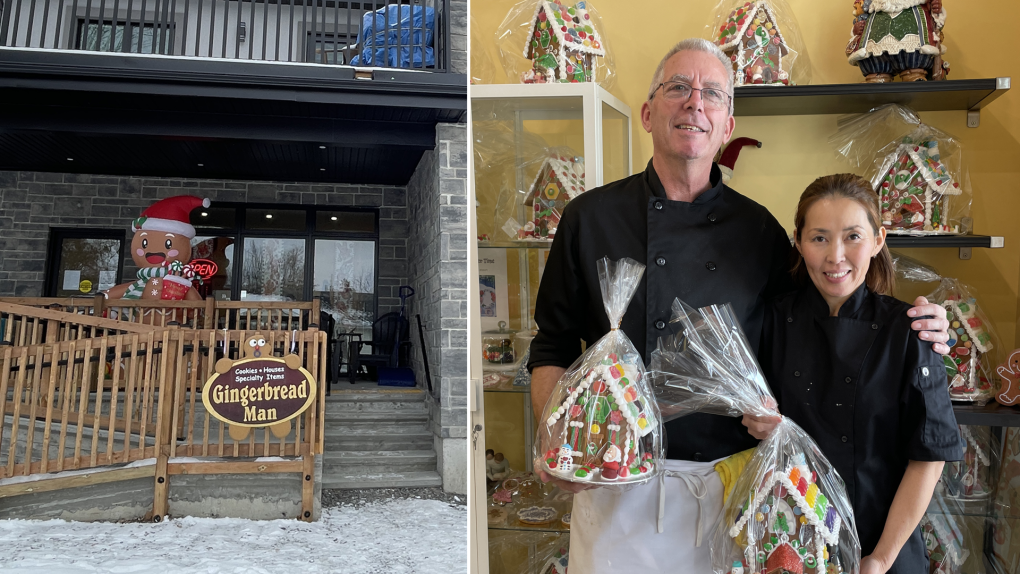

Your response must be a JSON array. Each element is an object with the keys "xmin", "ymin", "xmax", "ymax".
[
  {"xmin": 190, "ymin": 258, "xmax": 219, "ymax": 280},
  {"xmin": 202, "ymin": 356, "xmax": 316, "ymax": 427}
]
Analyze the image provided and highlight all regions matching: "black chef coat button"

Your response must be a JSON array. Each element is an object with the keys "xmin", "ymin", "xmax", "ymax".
[
  {"xmin": 844, "ymin": 377, "xmax": 852, "ymax": 384},
  {"xmin": 841, "ymin": 435, "xmax": 848, "ymax": 443},
  {"xmin": 705, "ymin": 261, "xmax": 716, "ymax": 271},
  {"xmin": 871, "ymin": 323, "xmax": 879, "ymax": 330},
  {"xmin": 656, "ymin": 257, "xmax": 666, "ymax": 267},
  {"xmin": 655, "ymin": 320, "xmax": 666, "ymax": 330},
  {"xmin": 793, "ymin": 371, "xmax": 801, "ymax": 377},
  {"xmin": 786, "ymin": 317, "xmax": 793, "ymax": 323},
  {"xmin": 654, "ymin": 201, "xmax": 663, "ymax": 210},
  {"xmin": 693, "ymin": 452, "xmax": 702, "ymax": 461},
  {"xmin": 708, "ymin": 213, "xmax": 718, "ymax": 222}
]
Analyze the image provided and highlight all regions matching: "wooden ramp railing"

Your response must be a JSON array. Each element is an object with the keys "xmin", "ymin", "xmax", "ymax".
[
  {"xmin": 1, "ymin": 297, "xmax": 322, "ymax": 335},
  {"xmin": 0, "ymin": 311, "xmax": 327, "ymax": 521}
]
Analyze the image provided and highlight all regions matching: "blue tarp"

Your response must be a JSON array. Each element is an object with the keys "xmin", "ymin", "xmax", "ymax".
[{"xmin": 350, "ymin": 4, "xmax": 436, "ymax": 68}]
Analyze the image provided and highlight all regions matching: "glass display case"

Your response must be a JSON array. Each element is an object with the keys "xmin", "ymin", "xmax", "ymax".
[{"xmin": 471, "ymin": 82, "xmax": 632, "ymax": 573}]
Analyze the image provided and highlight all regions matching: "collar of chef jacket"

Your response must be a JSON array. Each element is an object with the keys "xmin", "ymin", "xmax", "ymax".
[
  {"xmin": 645, "ymin": 159, "xmax": 726, "ymax": 205},
  {"xmin": 798, "ymin": 278, "xmax": 871, "ymax": 319}
]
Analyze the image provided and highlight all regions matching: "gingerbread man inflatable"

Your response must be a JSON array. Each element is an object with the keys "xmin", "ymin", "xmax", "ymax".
[
  {"xmin": 996, "ymin": 349, "xmax": 1020, "ymax": 406},
  {"xmin": 104, "ymin": 195, "xmax": 208, "ymax": 301}
]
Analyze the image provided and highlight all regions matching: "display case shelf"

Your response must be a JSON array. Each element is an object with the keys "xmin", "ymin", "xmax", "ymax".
[
  {"xmin": 953, "ymin": 402, "xmax": 1020, "ymax": 427},
  {"xmin": 489, "ymin": 524, "xmax": 570, "ymax": 534},
  {"xmin": 733, "ymin": 78, "xmax": 1010, "ymax": 116},
  {"xmin": 885, "ymin": 234, "xmax": 1005, "ymax": 249}
]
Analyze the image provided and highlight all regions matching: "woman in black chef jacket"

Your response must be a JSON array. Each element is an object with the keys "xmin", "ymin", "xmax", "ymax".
[{"xmin": 744, "ymin": 174, "xmax": 963, "ymax": 574}]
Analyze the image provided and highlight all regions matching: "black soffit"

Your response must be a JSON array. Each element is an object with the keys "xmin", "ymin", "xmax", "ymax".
[{"xmin": 0, "ymin": 49, "xmax": 467, "ymax": 185}]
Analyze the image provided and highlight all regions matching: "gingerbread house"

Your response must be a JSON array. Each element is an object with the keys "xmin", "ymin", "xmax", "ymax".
[
  {"xmin": 542, "ymin": 353, "xmax": 657, "ymax": 483},
  {"xmin": 875, "ymin": 138, "xmax": 962, "ymax": 234},
  {"xmin": 518, "ymin": 153, "xmax": 585, "ymax": 241},
  {"xmin": 522, "ymin": 1, "xmax": 604, "ymax": 84},
  {"xmin": 944, "ymin": 295, "xmax": 994, "ymax": 401},
  {"xmin": 715, "ymin": 1, "xmax": 793, "ymax": 86},
  {"xmin": 729, "ymin": 455, "xmax": 844, "ymax": 574}
]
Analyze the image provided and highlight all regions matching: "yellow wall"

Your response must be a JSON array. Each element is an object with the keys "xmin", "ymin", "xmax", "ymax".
[{"xmin": 472, "ymin": 0, "xmax": 1020, "ymax": 352}]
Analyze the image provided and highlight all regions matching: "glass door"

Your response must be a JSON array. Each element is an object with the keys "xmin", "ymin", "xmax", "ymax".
[{"xmin": 45, "ymin": 229, "xmax": 125, "ymax": 297}]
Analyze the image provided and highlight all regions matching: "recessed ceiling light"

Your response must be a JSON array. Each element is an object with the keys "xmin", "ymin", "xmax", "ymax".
[
  {"xmin": 201, "ymin": 212, "xmax": 208, "ymax": 217},
  {"xmin": 265, "ymin": 214, "xmax": 273, "ymax": 219},
  {"xmin": 66, "ymin": 158, "xmax": 73, "ymax": 161},
  {"xmin": 330, "ymin": 216, "xmax": 338, "ymax": 221},
  {"xmin": 320, "ymin": 168, "xmax": 326, "ymax": 171},
  {"xmin": 319, "ymin": 145, "xmax": 326, "ymax": 150},
  {"xmin": 197, "ymin": 163, "xmax": 204, "ymax": 167}
]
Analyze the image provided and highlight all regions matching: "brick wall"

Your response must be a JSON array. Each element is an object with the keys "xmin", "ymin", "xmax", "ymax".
[
  {"xmin": 407, "ymin": 122, "xmax": 467, "ymax": 493},
  {"xmin": 0, "ymin": 171, "xmax": 408, "ymax": 314},
  {"xmin": 450, "ymin": 0, "xmax": 467, "ymax": 75}
]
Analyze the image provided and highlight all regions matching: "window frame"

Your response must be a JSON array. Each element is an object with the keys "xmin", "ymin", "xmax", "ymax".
[
  {"xmin": 44, "ymin": 227, "xmax": 127, "ymax": 297},
  {"xmin": 192, "ymin": 203, "xmax": 380, "ymax": 315},
  {"xmin": 74, "ymin": 17, "xmax": 176, "ymax": 54}
]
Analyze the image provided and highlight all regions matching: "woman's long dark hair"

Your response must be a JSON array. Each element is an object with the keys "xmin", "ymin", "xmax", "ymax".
[{"xmin": 790, "ymin": 173, "xmax": 895, "ymax": 296}]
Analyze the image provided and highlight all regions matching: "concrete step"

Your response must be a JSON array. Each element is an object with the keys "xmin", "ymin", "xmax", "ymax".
[
  {"xmin": 324, "ymin": 390, "xmax": 425, "ymax": 403},
  {"xmin": 323, "ymin": 411, "xmax": 428, "ymax": 424},
  {"xmin": 324, "ymin": 422, "xmax": 430, "ymax": 436},
  {"xmin": 322, "ymin": 451, "xmax": 437, "ymax": 474},
  {"xmin": 323, "ymin": 400, "xmax": 428, "ymax": 417},
  {"xmin": 324, "ymin": 436, "xmax": 435, "ymax": 452},
  {"xmin": 321, "ymin": 470, "xmax": 443, "ymax": 489}
]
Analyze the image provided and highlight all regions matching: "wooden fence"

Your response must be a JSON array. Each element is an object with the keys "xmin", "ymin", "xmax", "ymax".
[
  {"xmin": 1, "ymin": 297, "xmax": 322, "ymax": 343},
  {"xmin": 0, "ymin": 303, "xmax": 326, "ymax": 522}
]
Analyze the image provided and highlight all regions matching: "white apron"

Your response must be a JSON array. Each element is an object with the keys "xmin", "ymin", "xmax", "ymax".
[{"xmin": 568, "ymin": 457, "xmax": 726, "ymax": 574}]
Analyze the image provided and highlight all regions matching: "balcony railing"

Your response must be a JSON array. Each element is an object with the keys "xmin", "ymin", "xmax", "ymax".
[{"xmin": 0, "ymin": 0, "xmax": 451, "ymax": 71}]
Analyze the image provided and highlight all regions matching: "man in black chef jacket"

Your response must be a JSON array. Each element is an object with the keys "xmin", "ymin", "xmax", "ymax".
[{"xmin": 527, "ymin": 38, "xmax": 951, "ymax": 574}]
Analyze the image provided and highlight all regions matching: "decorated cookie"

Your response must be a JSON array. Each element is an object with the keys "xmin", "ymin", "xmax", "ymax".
[{"xmin": 517, "ymin": 506, "xmax": 559, "ymax": 525}]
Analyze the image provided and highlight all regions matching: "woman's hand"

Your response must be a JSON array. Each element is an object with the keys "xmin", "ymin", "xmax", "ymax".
[
  {"xmin": 860, "ymin": 555, "xmax": 889, "ymax": 574},
  {"xmin": 908, "ymin": 296, "xmax": 950, "ymax": 355}
]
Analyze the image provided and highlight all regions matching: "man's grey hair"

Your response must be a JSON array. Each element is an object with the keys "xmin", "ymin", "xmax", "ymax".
[{"xmin": 647, "ymin": 38, "xmax": 735, "ymax": 115}]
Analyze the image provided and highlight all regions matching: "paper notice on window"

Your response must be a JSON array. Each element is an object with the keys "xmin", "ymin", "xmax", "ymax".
[
  {"xmin": 98, "ymin": 270, "xmax": 117, "ymax": 291},
  {"xmin": 62, "ymin": 270, "xmax": 81, "ymax": 291}
]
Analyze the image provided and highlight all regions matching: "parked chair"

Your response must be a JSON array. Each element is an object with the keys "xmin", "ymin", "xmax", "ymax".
[{"xmin": 348, "ymin": 312, "xmax": 411, "ymax": 383}]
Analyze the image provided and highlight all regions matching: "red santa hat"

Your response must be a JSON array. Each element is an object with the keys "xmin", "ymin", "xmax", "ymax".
[
  {"xmin": 718, "ymin": 137, "xmax": 762, "ymax": 183},
  {"xmin": 131, "ymin": 196, "xmax": 210, "ymax": 239}
]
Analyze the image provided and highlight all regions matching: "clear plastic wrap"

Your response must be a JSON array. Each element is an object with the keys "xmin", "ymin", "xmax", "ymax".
[
  {"xmin": 495, "ymin": 0, "xmax": 615, "ymax": 88},
  {"xmin": 505, "ymin": 147, "xmax": 586, "ymax": 242},
  {"xmin": 535, "ymin": 257, "xmax": 661, "ymax": 485},
  {"xmin": 706, "ymin": 0, "xmax": 812, "ymax": 87},
  {"xmin": 471, "ymin": 13, "xmax": 497, "ymax": 85},
  {"xmin": 942, "ymin": 425, "xmax": 995, "ymax": 500},
  {"xmin": 830, "ymin": 104, "xmax": 972, "ymax": 235},
  {"xmin": 893, "ymin": 255, "xmax": 1000, "ymax": 404},
  {"xmin": 920, "ymin": 498, "xmax": 969, "ymax": 574},
  {"xmin": 992, "ymin": 427, "xmax": 1020, "ymax": 571},
  {"xmin": 648, "ymin": 300, "xmax": 860, "ymax": 574}
]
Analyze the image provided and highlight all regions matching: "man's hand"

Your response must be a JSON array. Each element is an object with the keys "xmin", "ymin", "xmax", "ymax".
[
  {"xmin": 907, "ymin": 296, "xmax": 950, "ymax": 355},
  {"xmin": 741, "ymin": 397, "xmax": 781, "ymax": 440}
]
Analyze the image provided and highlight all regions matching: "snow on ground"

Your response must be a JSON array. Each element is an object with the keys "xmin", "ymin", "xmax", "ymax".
[{"xmin": 0, "ymin": 498, "xmax": 466, "ymax": 574}]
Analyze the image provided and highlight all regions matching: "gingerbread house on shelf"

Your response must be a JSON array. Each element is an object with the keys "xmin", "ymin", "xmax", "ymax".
[
  {"xmin": 518, "ymin": 153, "xmax": 585, "ymax": 241},
  {"xmin": 541, "ymin": 354, "xmax": 657, "ymax": 484},
  {"xmin": 729, "ymin": 455, "xmax": 844, "ymax": 574},
  {"xmin": 944, "ymin": 295, "xmax": 994, "ymax": 401},
  {"xmin": 875, "ymin": 138, "xmax": 962, "ymax": 234},
  {"xmin": 522, "ymin": 1, "xmax": 605, "ymax": 84},
  {"xmin": 715, "ymin": 1, "xmax": 793, "ymax": 86}
]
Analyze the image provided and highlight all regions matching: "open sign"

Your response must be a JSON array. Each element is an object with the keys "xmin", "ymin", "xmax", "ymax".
[{"xmin": 190, "ymin": 258, "xmax": 218, "ymax": 280}]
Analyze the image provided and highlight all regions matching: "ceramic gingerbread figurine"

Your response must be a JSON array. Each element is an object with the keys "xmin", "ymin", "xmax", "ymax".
[
  {"xmin": 104, "ymin": 196, "xmax": 208, "ymax": 301},
  {"xmin": 847, "ymin": 0, "xmax": 948, "ymax": 83},
  {"xmin": 996, "ymin": 349, "xmax": 1020, "ymax": 406}
]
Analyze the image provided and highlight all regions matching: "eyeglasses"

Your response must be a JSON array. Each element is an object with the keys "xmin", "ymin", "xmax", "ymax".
[{"xmin": 653, "ymin": 81, "xmax": 731, "ymax": 111}]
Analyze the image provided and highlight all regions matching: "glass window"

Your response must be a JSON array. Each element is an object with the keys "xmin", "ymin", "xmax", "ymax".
[
  {"xmin": 49, "ymin": 234, "xmax": 124, "ymax": 297},
  {"xmin": 240, "ymin": 238, "xmax": 305, "ymax": 302},
  {"xmin": 191, "ymin": 206, "xmax": 237, "ymax": 230},
  {"xmin": 245, "ymin": 208, "xmax": 307, "ymax": 232},
  {"xmin": 313, "ymin": 239, "xmax": 376, "ymax": 337},
  {"xmin": 190, "ymin": 236, "xmax": 236, "ymax": 301},
  {"xmin": 316, "ymin": 210, "xmax": 376, "ymax": 234}
]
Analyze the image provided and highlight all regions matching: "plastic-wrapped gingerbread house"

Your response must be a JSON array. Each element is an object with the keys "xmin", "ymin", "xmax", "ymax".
[
  {"xmin": 715, "ymin": 1, "xmax": 792, "ymax": 86},
  {"xmin": 944, "ymin": 294, "xmax": 994, "ymax": 401},
  {"xmin": 522, "ymin": 1, "xmax": 604, "ymax": 83},
  {"xmin": 519, "ymin": 153, "xmax": 585, "ymax": 240},
  {"xmin": 542, "ymin": 353, "xmax": 657, "ymax": 483},
  {"xmin": 875, "ymin": 138, "xmax": 962, "ymax": 234},
  {"xmin": 729, "ymin": 455, "xmax": 844, "ymax": 574}
]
